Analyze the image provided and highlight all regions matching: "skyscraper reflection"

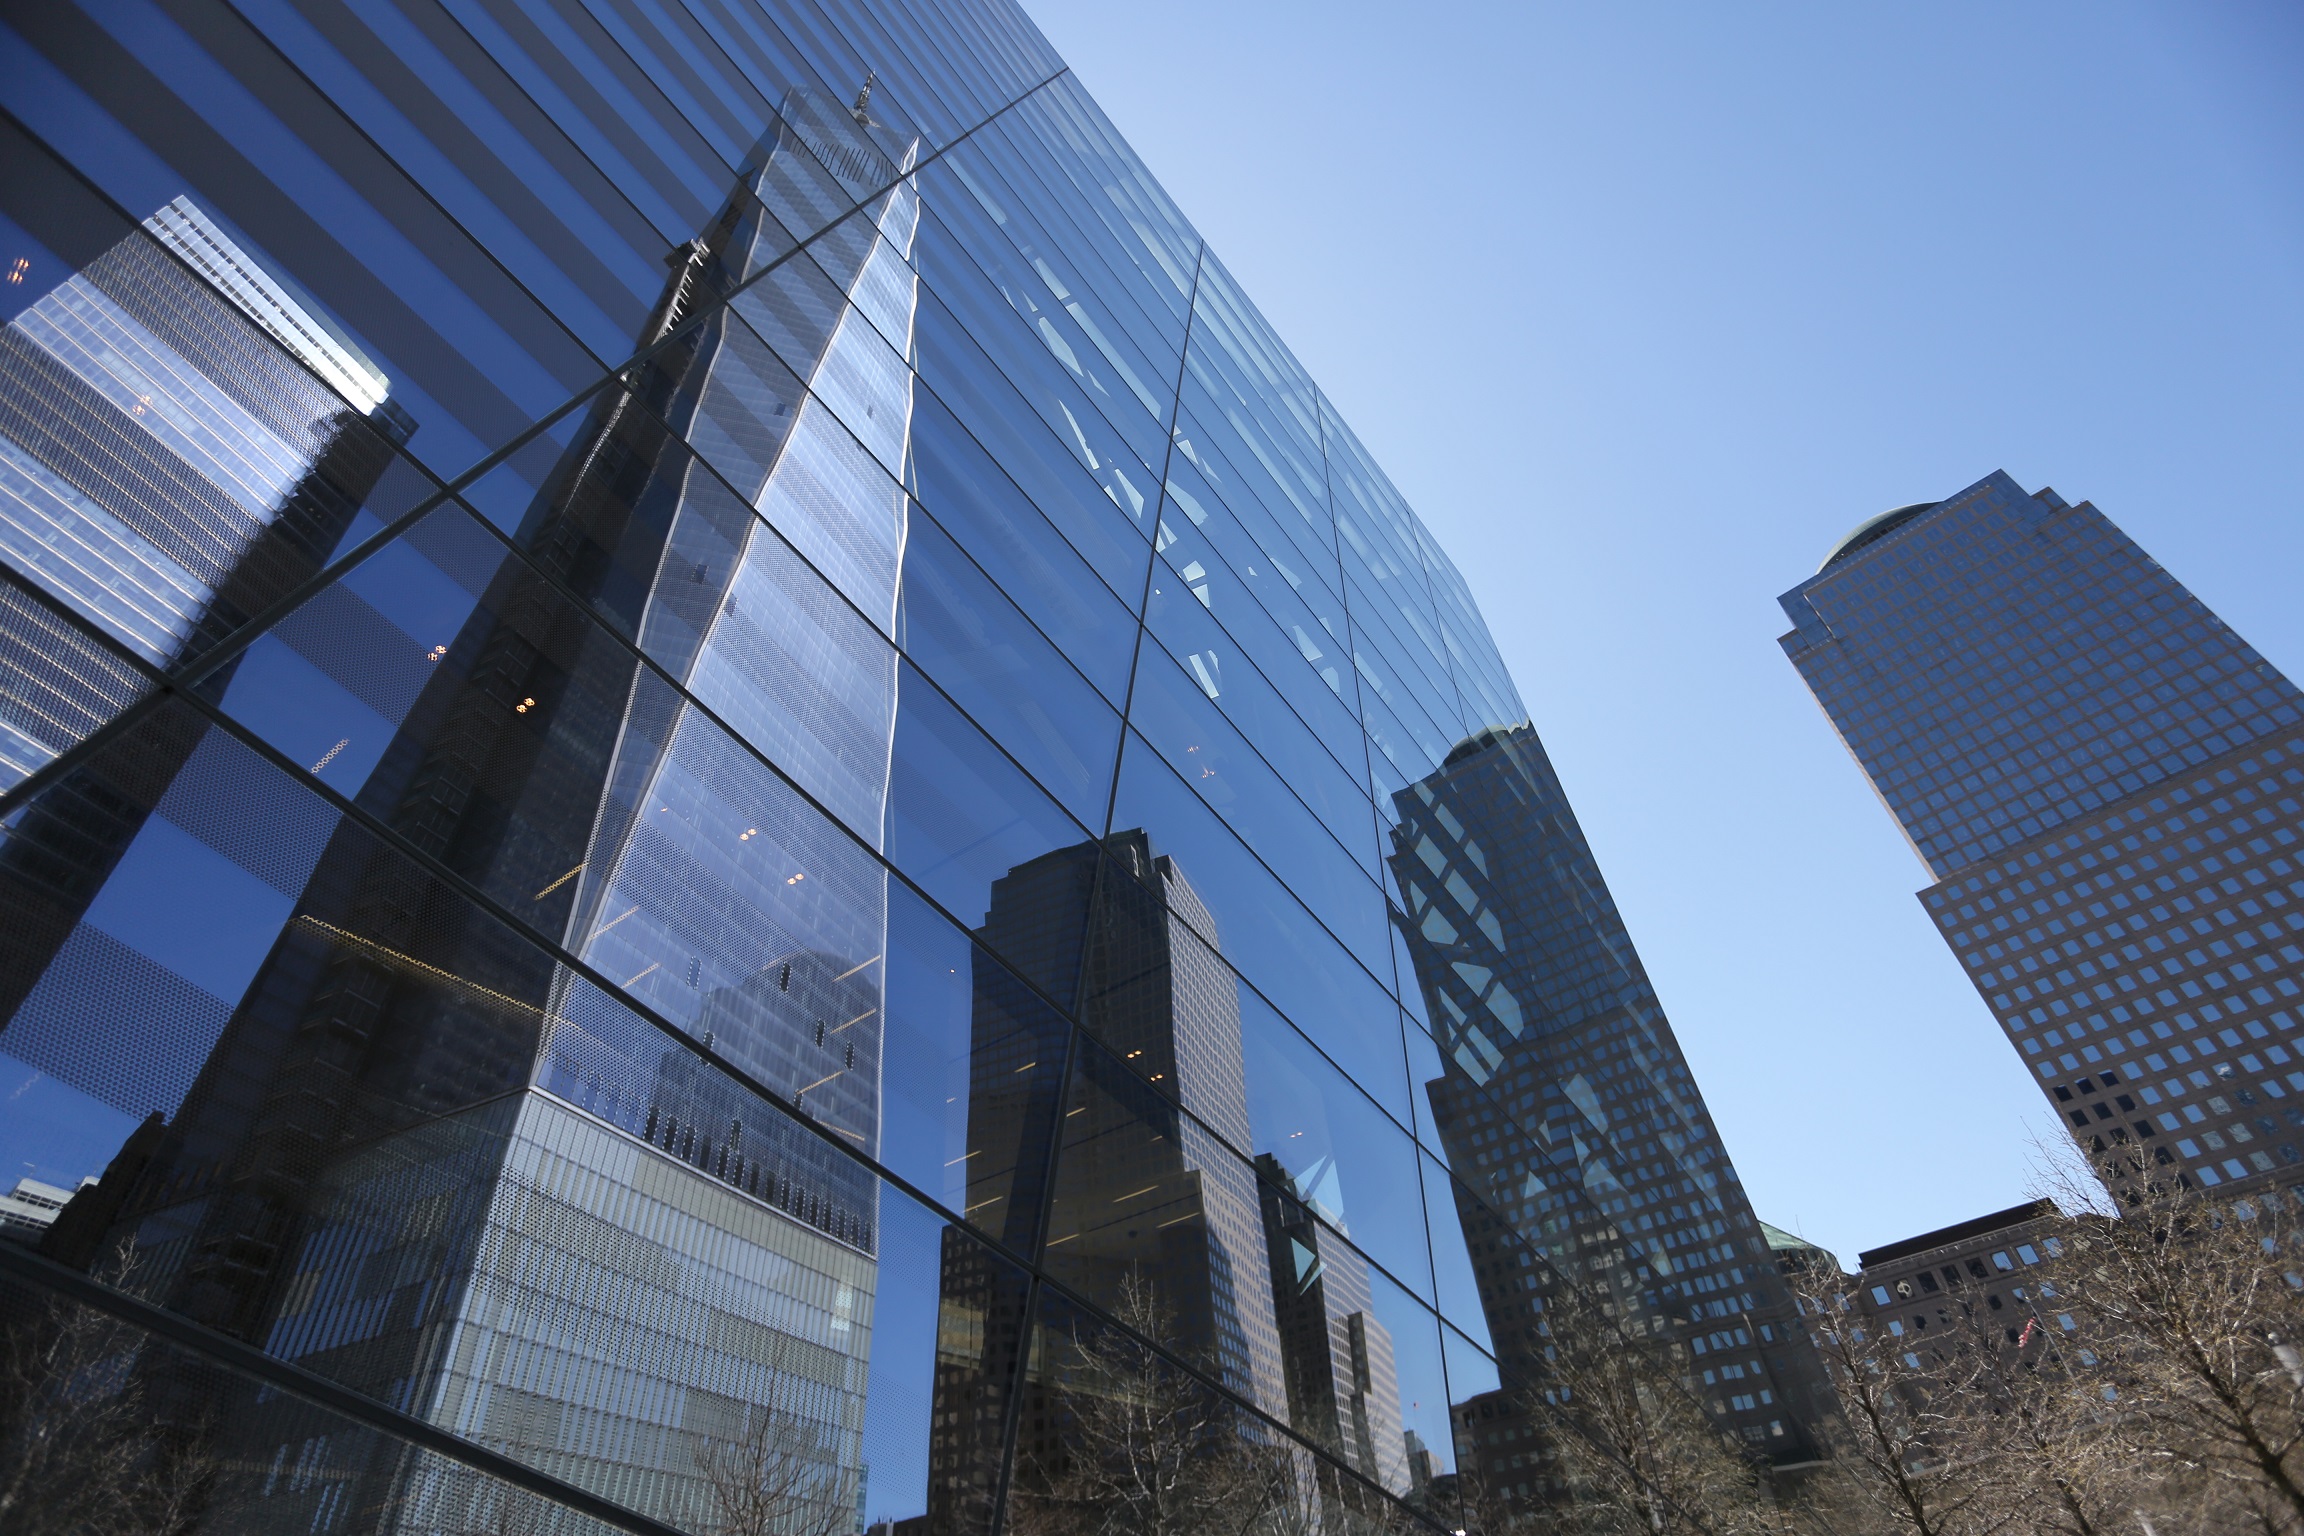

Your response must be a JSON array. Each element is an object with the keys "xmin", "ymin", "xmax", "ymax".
[
  {"xmin": 0, "ymin": 196, "xmax": 410, "ymax": 1059},
  {"xmin": 1391, "ymin": 725, "xmax": 1831, "ymax": 1496}
]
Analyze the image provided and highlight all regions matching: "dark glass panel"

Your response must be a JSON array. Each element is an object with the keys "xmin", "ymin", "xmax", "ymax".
[
  {"xmin": 881, "ymin": 877, "xmax": 1070, "ymax": 1257},
  {"xmin": 911, "ymin": 288, "xmax": 1152, "ymax": 604},
  {"xmin": 1108, "ymin": 732, "xmax": 1398, "ymax": 1029},
  {"xmin": 907, "ymin": 391, "xmax": 1139, "ymax": 705},
  {"xmin": 897, "ymin": 508, "xmax": 1120, "ymax": 829}
]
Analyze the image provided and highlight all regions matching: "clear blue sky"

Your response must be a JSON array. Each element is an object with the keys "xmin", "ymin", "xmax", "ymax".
[{"xmin": 1023, "ymin": 0, "xmax": 2304, "ymax": 1267}]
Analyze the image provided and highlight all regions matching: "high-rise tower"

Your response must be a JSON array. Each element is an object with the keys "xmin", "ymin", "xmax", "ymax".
[{"xmin": 1780, "ymin": 471, "xmax": 2304, "ymax": 1201}]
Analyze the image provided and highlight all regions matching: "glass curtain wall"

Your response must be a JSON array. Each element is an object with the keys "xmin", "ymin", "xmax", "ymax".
[{"xmin": 0, "ymin": 0, "xmax": 1819, "ymax": 1532}]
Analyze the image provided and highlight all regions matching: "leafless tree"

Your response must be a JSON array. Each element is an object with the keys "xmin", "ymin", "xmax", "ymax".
[
  {"xmin": 1786, "ymin": 1253, "xmax": 2029, "ymax": 1536},
  {"xmin": 1523, "ymin": 1281, "xmax": 1784, "ymax": 1536},
  {"xmin": 2035, "ymin": 1139, "xmax": 2304, "ymax": 1535},
  {"xmin": 1004, "ymin": 1272, "xmax": 1333, "ymax": 1536},
  {"xmin": 0, "ymin": 1250, "xmax": 214, "ymax": 1536},
  {"xmin": 691, "ymin": 1373, "xmax": 861, "ymax": 1536}
]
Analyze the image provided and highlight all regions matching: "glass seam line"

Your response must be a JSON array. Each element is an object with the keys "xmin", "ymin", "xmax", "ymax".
[
  {"xmin": 209, "ymin": 0, "xmax": 788, "ymax": 379},
  {"xmin": 0, "ymin": 1239, "xmax": 689, "ymax": 1536},
  {"xmin": 1099, "ymin": 239, "xmax": 1204, "ymax": 839},
  {"xmin": 986, "ymin": 234, "xmax": 1203, "ymax": 1536},
  {"xmin": 88, "ymin": 616, "xmax": 1456, "ymax": 1536},
  {"xmin": 0, "ymin": 437, "xmax": 1430, "ymax": 1289},
  {"xmin": 0, "ymin": 64, "xmax": 1070, "ymax": 825}
]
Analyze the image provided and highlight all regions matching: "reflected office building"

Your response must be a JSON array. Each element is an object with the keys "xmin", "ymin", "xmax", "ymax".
[
  {"xmin": 0, "ymin": 2, "xmax": 1823, "ymax": 1532},
  {"xmin": 1391, "ymin": 725, "xmax": 1835, "ymax": 1482},
  {"xmin": 0, "ymin": 195, "xmax": 411, "ymax": 1048},
  {"xmin": 933, "ymin": 833, "xmax": 1297, "ymax": 1517}
]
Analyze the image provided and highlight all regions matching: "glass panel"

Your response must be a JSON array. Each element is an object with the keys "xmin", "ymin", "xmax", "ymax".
[
  {"xmin": 1010, "ymin": 1282, "xmax": 1372, "ymax": 1536},
  {"xmin": 1423, "ymin": 1152, "xmax": 1497, "ymax": 1351},
  {"xmin": 1126, "ymin": 634, "xmax": 1385, "ymax": 943},
  {"xmin": 911, "ymin": 289, "xmax": 1151, "ymax": 604},
  {"xmin": 906, "ymin": 389, "xmax": 1138, "ymax": 703},
  {"xmin": 897, "ymin": 508, "xmax": 1121, "ymax": 829},
  {"xmin": 882, "ymin": 877, "xmax": 1071, "ymax": 1256},
  {"xmin": 1238, "ymin": 1002, "xmax": 1429, "ymax": 1305},
  {"xmin": 1139, "ymin": 526, "xmax": 1373, "ymax": 856},
  {"xmin": 0, "ymin": 689, "xmax": 930, "ymax": 1532},
  {"xmin": 1041, "ymin": 1026, "xmax": 1293, "ymax": 1429},
  {"xmin": 1108, "ymin": 733, "xmax": 1399, "ymax": 1038},
  {"xmin": 0, "ymin": 1261, "xmax": 636, "ymax": 1535},
  {"xmin": 887, "ymin": 658, "xmax": 1098, "ymax": 931},
  {"xmin": 860, "ymin": 1173, "xmax": 1027, "ymax": 1536}
]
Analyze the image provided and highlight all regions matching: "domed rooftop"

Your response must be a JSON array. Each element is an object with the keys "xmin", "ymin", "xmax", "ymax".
[{"xmin": 1818, "ymin": 501, "xmax": 1938, "ymax": 573}]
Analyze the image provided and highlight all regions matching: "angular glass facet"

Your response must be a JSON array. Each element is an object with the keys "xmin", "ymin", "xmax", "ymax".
[{"xmin": 0, "ymin": 5, "xmax": 1822, "ymax": 1529}]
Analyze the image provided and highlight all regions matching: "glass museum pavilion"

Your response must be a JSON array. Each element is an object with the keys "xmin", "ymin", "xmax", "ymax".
[{"xmin": 0, "ymin": 1, "xmax": 1824, "ymax": 1531}]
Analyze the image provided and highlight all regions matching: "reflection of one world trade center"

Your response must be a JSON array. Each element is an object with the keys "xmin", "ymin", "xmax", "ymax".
[{"xmin": 61, "ymin": 82, "xmax": 924, "ymax": 1536}]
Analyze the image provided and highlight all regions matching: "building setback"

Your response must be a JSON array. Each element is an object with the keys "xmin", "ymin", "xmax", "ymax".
[{"xmin": 1780, "ymin": 471, "xmax": 2304, "ymax": 1201}]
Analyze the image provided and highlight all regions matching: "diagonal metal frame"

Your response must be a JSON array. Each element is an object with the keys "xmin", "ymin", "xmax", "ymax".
[{"xmin": 0, "ymin": 1238, "xmax": 688, "ymax": 1536}]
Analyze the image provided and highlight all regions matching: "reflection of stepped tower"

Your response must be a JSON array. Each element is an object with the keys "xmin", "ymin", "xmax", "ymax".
[
  {"xmin": 1256, "ymin": 1151, "xmax": 1407, "ymax": 1496},
  {"xmin": 928, "ymin": 833, "xmax": 1288, "ymax": 1515},
  {"xmin": 1390, "ymin": 726, "xmax": 1832, "ymax": 1486},
  {"xmin": 0, "ymin": 197, "xmax": 408, "ymax": 1062},
  {"xmin": 65, "ymin": 83, "xmax": 922, "ymax": 1536}
]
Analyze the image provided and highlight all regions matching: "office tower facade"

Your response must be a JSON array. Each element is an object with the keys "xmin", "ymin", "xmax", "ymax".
[
  {"xmin": 1388, "ymin": 725, "xmax": 1835, "ymax": 1478},
  {"xmin": 0, "ymin": 2, "xmax": 1803, "ymax": 1532},
  {"xmin": 1781, "ymin": 471, "xmax": 2304, "ymax": 1202}
]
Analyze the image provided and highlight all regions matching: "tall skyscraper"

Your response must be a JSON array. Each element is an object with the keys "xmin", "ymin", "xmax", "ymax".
[
  {"xmin": 1781, "ymin": 471, "xmax": 2304, "ymax": 1201},
  {"xmin": 0, "ymin": 3, "xmax": 1812, "ymax": 1532},
  {"xmin": 1388, "ymin": 725, "xmax": 1834, "ymax": 1476}
]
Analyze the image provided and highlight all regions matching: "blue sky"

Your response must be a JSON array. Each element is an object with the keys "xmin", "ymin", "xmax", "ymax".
[{"xmin": 1023, "ymin": 0, "xmax": 2304, "ymax": 1266}]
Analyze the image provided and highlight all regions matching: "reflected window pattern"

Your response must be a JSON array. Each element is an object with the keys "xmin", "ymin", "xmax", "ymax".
[
  {"xmin": 1387, "ymin": 725, "xmax": 1835, "ymax": 1476},
  {"xmin": 0, "ymin": 4, "xmax": 1820, "ymax": 1533}
]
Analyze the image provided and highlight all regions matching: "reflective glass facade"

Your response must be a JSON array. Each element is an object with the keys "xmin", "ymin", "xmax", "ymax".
[
  {"xmin": 0, "ymin": 3, "xmax": 1815, "ymax": 1530},
  {"xmin": 1782, "ymin": 471, "xmax": 2304, "ymax": 1202}
]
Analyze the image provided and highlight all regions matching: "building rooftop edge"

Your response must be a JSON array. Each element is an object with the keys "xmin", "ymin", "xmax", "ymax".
[{"xmin": 1856, "ymin": 1199, "xmax": 2057, "ymax": 1270}]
